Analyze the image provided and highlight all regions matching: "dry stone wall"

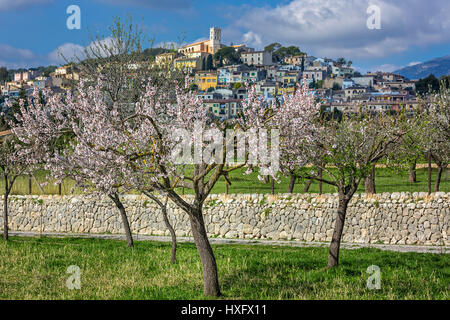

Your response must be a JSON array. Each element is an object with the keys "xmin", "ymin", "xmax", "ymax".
[{"xmin": 1, "ymin": 192, "xmax": 448, "ymax": 245}]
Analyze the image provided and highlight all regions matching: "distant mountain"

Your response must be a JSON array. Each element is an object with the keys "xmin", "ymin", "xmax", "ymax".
[{"xmin": 394, "ymin": 55, "xmax": 450, "ymax": 80}]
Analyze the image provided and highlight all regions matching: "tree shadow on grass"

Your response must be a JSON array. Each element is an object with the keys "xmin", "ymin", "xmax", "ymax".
[
  {"xmin": 216, "ymin": 246, "xmax": 450, "ymax": 299},
  {"xmin": 214, "ymin": 246, "xmax": 333, "ymax": 299}
]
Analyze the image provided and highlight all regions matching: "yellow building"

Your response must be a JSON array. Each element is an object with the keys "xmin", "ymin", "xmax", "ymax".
[
  {"xmin": 282, "ymin": 72, "xmax": 299, "ymax": 85},
  {"xmin": 279, "ymin": 86, "xmax": 295, "ymax": 95},
  {"xmin": 196, "ymin": 71, "xmax": 218, "ymax": 91},
  {"xmin": 174, "ymin": 57, "xmax": 201, "ymax": 72},
  {"xmin": 53, "ymin": 65, "xmax": 80, "ymax": 81},
  {"xmin": 284, "ymin": 54, "xmax": 306, "ymax": 66},
  {"xmin": 155, "ymin": 52, "xmax": 176, "ymax": 66}
]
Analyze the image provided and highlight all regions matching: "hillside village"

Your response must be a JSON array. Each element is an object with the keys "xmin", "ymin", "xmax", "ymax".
[{"xmin": 1, "ymin": 27, "xmax": 421, "ymax": 120}]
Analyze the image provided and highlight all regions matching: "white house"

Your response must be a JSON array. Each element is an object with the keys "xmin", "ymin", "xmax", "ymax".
[{"xmin": 240, "ymin": 51, "xmax": 273, "ymax": 66}]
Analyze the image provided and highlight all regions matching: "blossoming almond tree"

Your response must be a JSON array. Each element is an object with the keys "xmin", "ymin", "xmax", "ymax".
[
  {"xmin": 71, "ymin": 17, "xmax": 183, "ymax": 251},
  {"xmin": 308, "ymin": 114, "xmax": 407, "ymax": 267},
  {"xmin": 245, "ymin": 80, "xmax": 406, "ymax": 267},
  {"xmin": 269, "ymin": 80, "xmax": 321, "ymax": 180},
  {"xmin": 386, "ymin": 110, "xmax": 429, "ymax": 184},
  {"xmin": 117, "ymin": 80, "xmax": 276, "ymax": 297},
  {"xmin": 9, "ymin": 88, "xmax": 138, "ymax": 247},
  {"xmin": 422, "ymin": 83, "xmax": 450, "ymax": 192},
  {"xmin": 12, "ymin": 84, "xmax": 182, "ymax": 258},
  {"xmin": 0, "ymin": 134, "xmax": 28, "ymax": 240},
  {"xmin": 271, "ymin": 84, "xmax": 408, "ymax": 267},
  {"xmin": 11, "ymin": 73, "xmax": 274, "ymax": 296}
]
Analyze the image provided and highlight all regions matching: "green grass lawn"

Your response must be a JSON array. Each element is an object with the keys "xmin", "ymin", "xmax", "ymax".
[
  {"xmin": 1, "ymin": 167, "xmax": 449, "ymax": 196},
  {"xmin": 0, "ymin": 236, "xmax": 448, "ymax": 299}
]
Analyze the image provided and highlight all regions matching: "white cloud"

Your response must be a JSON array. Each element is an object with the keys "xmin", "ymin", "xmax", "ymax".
[
  {"xmin": 0, "ymin": 0, "xmax": 53, "ymax": 11},
  {"xmin": 0, "ymin": 37, "xmax": 124, "ymax": 69},
  {"xmin": 229, "ymin": 0, "xmax": 450, "ymax": 59},
  {"xmin": 348, "ymin": 58, "xmax": 426, "ymax": 73},
  {"xmin": 242, "ymin": 31, "xmax": 262, "ymax": 47},
  {"xmin": 47, "ymin": 43, "xmax": 85, "ymax": 65},
  {"xmin": 364, "ymin": 60, "xmax": 423, "ymax": 73},
  {"xmin": 368, "ymin": 64, "xmax": 400, "ymax": 73},
  {"xmin": 0, "ymin": 44, "xmax": 38, "ymax": 68},
  {"xmin": 0, "ymin": 44, "xmax": 35, "ymax": 60},
  {"xmin": 48, "ymin": 37, "xmax": 123, "ymax": 65}
]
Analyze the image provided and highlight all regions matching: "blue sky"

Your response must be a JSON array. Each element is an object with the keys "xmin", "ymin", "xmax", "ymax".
[{"xmin": 1, "ymin": 0, "xmax": 449, "ymax": 73}]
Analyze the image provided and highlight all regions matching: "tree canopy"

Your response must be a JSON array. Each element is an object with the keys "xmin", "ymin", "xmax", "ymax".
[
  {"xmin": 264, "ymin": 43, "xmax": 304, "ymax": 62},
  {"xmin": 0, "ymin": 67, "xmax": 8, "ymax": 82},
  {"xmin": 416, "ymin": 74, "xmax": 440, "ymax": 95},
  {"xmin": 213, "ymin": 46, "xmax": 240, "ymax": 66}
]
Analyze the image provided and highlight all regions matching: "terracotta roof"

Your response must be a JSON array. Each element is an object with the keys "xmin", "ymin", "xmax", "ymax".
[{"xmin": 181, "ymin": 39, "xmax": 209, "ymax": 47}]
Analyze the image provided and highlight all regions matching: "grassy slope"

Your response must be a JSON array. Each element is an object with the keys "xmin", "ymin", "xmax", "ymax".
[{"xmin": 0, "ymin": 236, "xmax": 448, "ymax": 299}]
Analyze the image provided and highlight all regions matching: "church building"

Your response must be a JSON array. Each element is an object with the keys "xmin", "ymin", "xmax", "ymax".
[{"xmin": 178, "ymin": 27, "xmax": 223, "ymax": 55}]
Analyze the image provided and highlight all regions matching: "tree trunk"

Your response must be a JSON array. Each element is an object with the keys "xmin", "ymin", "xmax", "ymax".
[
  {"xmin": 109, "ymin": 194, "xmax": 134, "ymax": 247},
  {"xmin": 271, "ymin": 177, "xmax": 275, "ymax": 195},
  {"xmin": 189, "ymin": 204, "xmax": 221, "ymax": 297},
  {"xmin": 427, "ymin": 151, "xmax": 432, "ymax": 195},
  {"xmin": 143, "ymin": 192, "xmax": 177, "ymax": 263},
  {"xmin": 303, "ymin": 179, "xmax": 312, "ymax": 193},
  {"xmin": 28, "ymin": 175, "xmax": 32, "ymax": 194},
  {"xmin": 408, "ymin": 160, "xmax": 417, "ymax": 183},
  {"xmin": 434, "ymin": 166, "xmax": 444, "ymax": 192},
  {"xmin": 3, "ymin": 173, "xmax": 9, "ymax": 241},
  {"xmin": 160, "ymin": 199, "xmax": 177, "ymax": 264},
  {"xmin": 327, "ymin": 193, "xmax": 350, "ymax": 268},
  {"xmin": 288, "ymin": 173, "xmax": 296, "ymax": 193},
  {"xmin": 3, "ymin": 192, "xmax": 8, "ymax": 241},
  {"xmin": 318, "ymin": 168, "xmax": 323, "ymax": 194},
  {"xmin": 365, "ymin": 165, "xmax": 376, "ymax": 194}
]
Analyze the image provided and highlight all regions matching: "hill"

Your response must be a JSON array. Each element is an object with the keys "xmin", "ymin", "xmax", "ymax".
[{"xmin": 394, "ymin": 55, "xmax": 450, "ymax": 80}]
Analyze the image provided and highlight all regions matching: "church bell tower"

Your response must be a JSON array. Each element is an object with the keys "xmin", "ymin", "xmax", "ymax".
[{"xmin": 209, "ymin": 27, "xmax": 221, "ymax": 54}]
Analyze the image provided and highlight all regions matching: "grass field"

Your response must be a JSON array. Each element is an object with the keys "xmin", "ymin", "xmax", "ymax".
[
  {"xmin": 0, "ymin": 236, "xmax": 448, "ymax": 299},
  {"xmin": 0, "ymin": 167, "xmax": 449, "ymax": 196}
]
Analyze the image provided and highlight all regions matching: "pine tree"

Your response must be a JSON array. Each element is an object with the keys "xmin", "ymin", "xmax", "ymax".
[
  {"xmin": 206, "ymin": 55, "xmax": 213, "ymax": 70},
  {"xmin": 202, "ymin": 58, "xmax": 206, "ymax": 71}
]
